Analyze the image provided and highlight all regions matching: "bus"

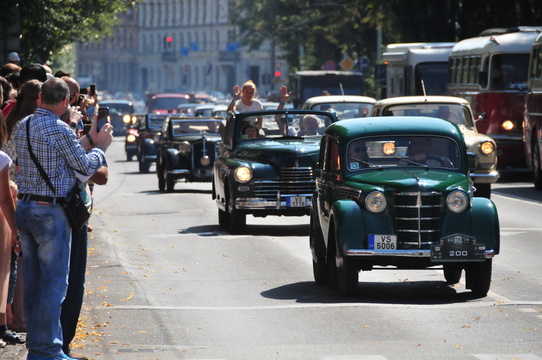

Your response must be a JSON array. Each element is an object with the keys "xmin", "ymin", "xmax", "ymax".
[
  {"xmin": 446, "ymin": 26, "xmax": 541, "ymax": 170},
  {"xmin": 383, "ymin": 42, "xmax": 455, "ymax": 97},
  {"xmin": 524, "ymin": 32, "xmax": 542, "ymax": 189},
  {"xmin": 294, "ymin": 70, "xmax": 363, "ymax": 107}
]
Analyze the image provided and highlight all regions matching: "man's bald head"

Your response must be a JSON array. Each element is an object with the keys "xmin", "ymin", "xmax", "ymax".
[{"xmin": 62, "ymin": 77, "xmax": 80, "ymax": 105}]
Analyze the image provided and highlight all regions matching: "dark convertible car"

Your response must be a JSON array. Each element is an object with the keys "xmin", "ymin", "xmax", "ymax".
[
  {"xmin": 212, "ymin": 110, "xmax": 338, "ymax": 233},
  {"xmin": 156, "ymin": 117, "xmax": 223, "ymax": 192}
]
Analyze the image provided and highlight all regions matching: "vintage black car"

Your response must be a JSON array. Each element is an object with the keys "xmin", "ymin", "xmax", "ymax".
[
  {"xmin": 99, "ymin": 100, "xmax": 135, "ymax": 136},
  {"xmin": 156, "ymin": 117, "xmax": 223, "ymax": 192},
  {"xmin": 136, "ymin": 114, "xmax": 168, "ymax": 173},
  {"xmin": 311, "ymin": 116, "xmax": 500, "ymax": 297},
  {"xmin": 212, "ymin": 110, "xmax": 338, "ymax": 234}
]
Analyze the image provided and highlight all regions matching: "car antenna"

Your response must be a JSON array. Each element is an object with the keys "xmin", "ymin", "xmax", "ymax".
[
  {"xmin": 421, "ymin": 79, "xmax": 427, "ymax": 97},
  {"xmin": 339, "ymin": 82, "xmax": 344, "ymax": 95}
]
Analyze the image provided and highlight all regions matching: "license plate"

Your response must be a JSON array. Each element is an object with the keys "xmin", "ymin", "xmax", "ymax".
[
  {"xmin": 369, "ymin": 235, "xmax": 397, "ymax": 250},
  {"xmin": 431, "ymin": 234, "xmax": 486, "ymax": 262},
  {"xmin": 286, "ymin": 196, "xmax": 307, "ymax": 207}
]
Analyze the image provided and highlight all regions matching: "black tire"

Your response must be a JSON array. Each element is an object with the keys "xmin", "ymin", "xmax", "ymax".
[
  {"xmin": 166, "ymin": 173, "xmax": 175, "ymax": 192},
  {"xmin": 465, "ymin": 259, "xmax": 492, "ymax": 297},
  {"xmin": 218, "ymin": 208, "xmax": 229, "ymax": 228},
  {"xmin": 139, "ymin": 156, "xmax": 150, "ymax": 173},
  {"xmin": 336, "ymin": 255, "xmax": 358, "ymax": 297},
  {"xmin": 157, "ymin": 162, "xmax": 165, "ymax": 191},
  {"xmin": 443, "ymin": 264, "xmax": 462, "ymax": 284},
  {"xmin": 474, "ymin": 183, "xmax": 491, "ymax": 199},
  {"xmin": 310, "ymin": 211, "xmax": 328, "ymax": 285},
  {"xmin": 226, "ymin": 193, "xmax": 246, "ymax": 234},
  {"xmin": 532, "ymin": 140, "xmax": 542, "ymax": 190}
]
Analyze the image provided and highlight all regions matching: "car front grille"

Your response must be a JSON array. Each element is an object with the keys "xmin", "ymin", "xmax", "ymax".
[
  {"xmin": 253, "ymin": 167, "xmax": 315, "ymax": 199},
  {"xmin": 393, "ymin": 192, "xmax": 443, "ymax": 248}
]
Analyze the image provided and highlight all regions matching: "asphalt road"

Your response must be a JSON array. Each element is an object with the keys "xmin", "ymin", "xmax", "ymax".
[{"xmin": 6, "ymin": 139, "xmax": 542, "ymax": 360}]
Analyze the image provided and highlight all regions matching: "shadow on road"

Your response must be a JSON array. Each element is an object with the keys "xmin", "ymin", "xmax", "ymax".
[{"xmin": 261, "ymin": 280, "xmax": 484, "ymax": 305}]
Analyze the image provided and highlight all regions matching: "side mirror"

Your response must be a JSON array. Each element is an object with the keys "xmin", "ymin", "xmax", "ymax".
[{"xmin": 474, "ymin": 113, "xmax": 487, "ymax": 123}]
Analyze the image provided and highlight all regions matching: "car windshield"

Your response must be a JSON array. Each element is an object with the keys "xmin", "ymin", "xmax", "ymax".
[
  {"xmin": 148, "ymin": 115, "xmax": 167, "ymax": 130},
  {"xmin": 102, "ymin": 103, "xmax": 133, "ymax": 115},
  {"xmin": 347, "ymin": 135, "xmax": 461, "ymax": 171},
  {"xmin": 153, "ymin": 97, "xmax": 189, "ymax": 109},
  {"xmin": 172, "ymin": 119, "xmax": 222, "ymax": 136},
  {"xmin": 382, "ymin": 104, "xmax": 473, "ymax": 127},
  {"xmin": 239, "ymin": 113, "xmax": 333, "ymax": 141},
  {"xmin": 310, "ymin": 103, "xmax": 373, "ymax": 120}
]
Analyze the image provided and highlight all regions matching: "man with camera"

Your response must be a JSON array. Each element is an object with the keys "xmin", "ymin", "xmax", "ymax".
[{"xmin": 15, "ymin": 77, "xmax": 113, "ymax": 360}]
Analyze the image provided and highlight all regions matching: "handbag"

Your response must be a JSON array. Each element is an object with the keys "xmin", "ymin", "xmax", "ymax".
[{"xmin": 25, "ymin": 118, "xmax": 91, "ymax": 230}]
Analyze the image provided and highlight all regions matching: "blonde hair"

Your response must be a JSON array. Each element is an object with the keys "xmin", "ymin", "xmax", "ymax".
[{"xmin": 242, "ymin": 80, "xmax": 256, "ymax": 91}]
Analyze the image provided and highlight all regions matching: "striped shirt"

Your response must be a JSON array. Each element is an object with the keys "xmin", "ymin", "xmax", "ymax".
[{"xmin": 15, "ymin": 107, "xmax": 106, "ymax": 197}]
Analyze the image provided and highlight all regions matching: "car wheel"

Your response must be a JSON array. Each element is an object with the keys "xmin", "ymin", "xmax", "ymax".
[
  {"xmin": 532, "ymin": 140, "xmax": 542, "ymax": 190},
  {"xmin": 218, "ymin": 208, "xmax": 229, "ymax": 228},
  {"xmin": 443, "ymin": 264, "xmax": 462, "ymax": 284},
  {"xmin": 474, "ymin": 183, "xmax": 491, "ymax": 199},
  {"xmin": 157, "ymin": 161, "xmax": 165, "ymax": 191},
  {"xmin": 336, "ymin": 255, "xmax": 358, "ymax": 297},
  {"xmin": 139, "ymin": 155, "xmax": 150, "ymax": 173},
  {"xmin": 166, "ymin": 172, "xmax": 175, "ymax": 192},
  {"xmin": 465, "ymin": 259, "xmax": 492, "ymax": 297},
  {"xmin": 310, "ymin": 211, "xmax": 328, "ymax": 285},
  {"xmin": 227, "ymin": 192, "xmax": 246, "ymax": 234}
]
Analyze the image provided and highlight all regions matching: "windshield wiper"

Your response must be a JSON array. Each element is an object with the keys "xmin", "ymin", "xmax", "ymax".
[{"xmin": 395, "ymin": 157, "xmax": 429, "ymax": 169}]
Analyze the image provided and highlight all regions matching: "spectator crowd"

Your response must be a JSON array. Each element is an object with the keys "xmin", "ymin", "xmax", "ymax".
[{"xmin": 0, "ymin": 53, "xmax": 113, "ymax": 360}]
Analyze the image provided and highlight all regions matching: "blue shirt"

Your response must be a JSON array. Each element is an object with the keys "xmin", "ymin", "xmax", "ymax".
[{"xmin": 15, "ymin": 107, "xmax": 106, "ymax": 197}]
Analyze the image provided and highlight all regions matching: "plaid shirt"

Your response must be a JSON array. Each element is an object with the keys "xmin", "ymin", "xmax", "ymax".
[{"xmin": 15, "ymin": 107, "xmax": 106, "ymax": 198}]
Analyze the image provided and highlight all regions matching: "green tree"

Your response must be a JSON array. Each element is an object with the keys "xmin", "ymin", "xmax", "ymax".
[{"xmin": 0, "ymin": 0, "xmax": 138, "ymax": 64}]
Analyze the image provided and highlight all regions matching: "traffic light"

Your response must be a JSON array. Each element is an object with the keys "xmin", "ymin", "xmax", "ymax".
[
  {"xmin": 274, "ymin": 70, "xmax": 281, "ymax": 78},
  {"xmin": 164, "ymin": 36, "xmax": 173, "ymax": 49}
]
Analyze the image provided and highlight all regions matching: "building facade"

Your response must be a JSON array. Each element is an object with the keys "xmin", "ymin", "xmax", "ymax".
[{"xmin": 76, "ymin": 0, "xmax": 283, "ymax": 99}]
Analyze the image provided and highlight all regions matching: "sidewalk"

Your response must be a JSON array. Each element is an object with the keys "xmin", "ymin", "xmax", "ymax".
[{"xmin": 0, "ymin": 340, "xmax": 27, "ymax": 359}]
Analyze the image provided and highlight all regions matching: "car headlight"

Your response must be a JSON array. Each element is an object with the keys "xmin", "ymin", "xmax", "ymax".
[
  {"xmin": 200, "ymin": 155, "xmax": 211, "ymax": 166},
  {"xmin": 126, "ymin": 134, "xmax": 136, "ymax": 143},
  {"xmin": 365, "ymin": 191, "xmax": 387, "ymax": 213},
  {"xmin": 234, "ymin": 166, "xmax": 252, "ymax": 183},
  {"xmin": 501, "ymin": 120, "xmax": 514, "ymax": 131},
  {"xmin": 123, "ymin": 114, "xmax": 131, "ymax": 124},
  {"xmin": 480, "ymin": 141, "xmax": 495, "ymax": 155},
  {"xmin": 179, "ymin": 141, "xmax": 191, "ymax": 154},
  {"xmin": 446, "ymin": 190, "xmax": 469, "ymax": 213}
]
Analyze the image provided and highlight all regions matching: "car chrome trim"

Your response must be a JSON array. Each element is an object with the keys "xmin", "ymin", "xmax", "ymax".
[
  {"xmin": 168, "ymin": 169, "xmax": 190, "ymax": 175},
  {"xmin": 235, "ymin": 196, "xmax": 313, "ymax": 209},
  {"xmin": 345, "ymin": 249, "xmax": 495, "ymax": 258}
]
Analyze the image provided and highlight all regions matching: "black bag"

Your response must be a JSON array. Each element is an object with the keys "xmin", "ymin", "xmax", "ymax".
[{"xmin": 26, "ymin": 118, "xmax": 91, "ymax": 229}]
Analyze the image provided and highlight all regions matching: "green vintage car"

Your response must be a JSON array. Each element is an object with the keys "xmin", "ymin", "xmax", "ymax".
[
  {"xmin": 212, "ymin": 110, "xmax": 338, "ymax": 234},
  {"xmin": 311, "ymin": 116, "xmax": 500, "ymax": 297}
]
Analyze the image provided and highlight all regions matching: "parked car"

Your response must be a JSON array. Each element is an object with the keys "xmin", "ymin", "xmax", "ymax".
[
  {"xmin": 156, "ymin": 116, "xmax": 223, "ymax": 192},
  {"xmin": 302, "ymin": 95, "xmax": 376, "ymax": 120},
  {"xmin": 311, "ymin": 116, "xmax": 500, "ymax": 297},
  {"xmin": 212, "ymin": 109, "xmax": 338, "ymax": 234},
  {"xmin": 99, "ymin": 99, "xmax": 135, "ymax": 136},
  {"xmin": 370, "ymin": 96, "xmax": 499, "ymax": 198},
  {"xmin": 137, "ymin": 114, "xmax": 168, "ymax": 173}
]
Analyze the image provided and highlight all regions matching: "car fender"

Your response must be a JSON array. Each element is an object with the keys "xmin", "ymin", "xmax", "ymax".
[
  {"xmin": 330, "ymin": 200, "xmax": 366, "ymax": 257},
  {"xmin": 142, "ymin": 138, "xmax": 157, "ymax": 155},
  {"xmin": 165, "ymin": 148, "xmax": 180, "ymax": 168}
]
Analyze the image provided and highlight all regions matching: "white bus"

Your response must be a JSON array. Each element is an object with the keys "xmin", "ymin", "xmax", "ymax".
[
  {"xmin": 383, "ymin": 42, "xmax": 455, "ymax": 97},
  {"xmin": 447, "ymin": 26, "xmax": 541, "ymax": 170}
]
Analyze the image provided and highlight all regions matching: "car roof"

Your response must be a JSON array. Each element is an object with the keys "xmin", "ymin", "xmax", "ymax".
[
  {"xmin": 100, "ymin": 100, "xmax": 133, "ymax": 105},
  {"xmin": 326, "ymin": 116, "xmax": 463, "ymax": 140},
  {"xmin": 374, "ymin": 96, "xmax": 470, "ymax": 106},
  {"xmin": 304, "ymin": 95, "xmax": 377, "ymax": 106}
]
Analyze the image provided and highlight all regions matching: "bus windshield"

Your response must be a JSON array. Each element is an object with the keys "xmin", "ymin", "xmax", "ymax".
[
  {"xmin": 490, "ymin": 54, "xmax": 530, "ymax": 90},
  {"xmin": 415, "ymin": 62, "xmax": 449, "ymax": 95}
]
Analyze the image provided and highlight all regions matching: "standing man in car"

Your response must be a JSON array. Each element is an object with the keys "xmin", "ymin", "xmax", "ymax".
[{"xmin": 15, "ymin": 77, "xmax": 113, "ymax": 360}]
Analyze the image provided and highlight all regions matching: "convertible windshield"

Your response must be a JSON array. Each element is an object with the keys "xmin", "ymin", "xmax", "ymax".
[
  {"xmin": 239, "ymin": 113, "xmax": 333, "ymax": 141},
  {"xmin": 309, "ymin": 102, "xmax": 373, "ymax": 120},
  {"xmin": 171, "ymin": 119, "xmax": 222, "ymax": 136},
  {"xmin": 148, "ymin": 114, "xmax": 167, "ymax": 130},
  {"xmin": 382, "ymin": 103, "xmax": 474, "ymax": 127},
  {"xmin": 347, "ymin": 135, "xmax": 461, "ymax": 171}
]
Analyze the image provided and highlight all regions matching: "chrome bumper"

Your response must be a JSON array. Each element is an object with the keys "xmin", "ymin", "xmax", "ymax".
[{"xmin": 345, "ymin": 249, "xmax": 496, "ymax": 258}]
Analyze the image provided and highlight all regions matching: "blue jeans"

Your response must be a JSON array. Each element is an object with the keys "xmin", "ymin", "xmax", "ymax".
[
  {"xmin": 61, "ymin": 224, "xmax": 88, "ymax": 354},
  {"xmin": 16, "ymin": 200, "xmax": 71, "ymax": 358}
]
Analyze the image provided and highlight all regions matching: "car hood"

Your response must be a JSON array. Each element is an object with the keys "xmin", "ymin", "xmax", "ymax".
[
  {"xmin": 232, "ymin": 139, "xmax": 321, "ymax": 167},
  {"xmin": 345, "ymin": 169, "xmax": 471, "ymax": 193}
]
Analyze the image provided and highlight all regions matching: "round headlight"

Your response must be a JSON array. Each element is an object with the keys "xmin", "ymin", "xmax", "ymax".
[
  {"xmin": 179, "ymin": 141, "xmax": 191, "ymax": 154},
  {"xmin": 480, "ymin": 141, "xmax": 495, "ymax": 155},
  {"xmin": 200, "ymin": 155, "xmax": 211, "ymax": 166},
  {"xmin": 123, "ymin": 114, "xmax": 131, "ymax": 123},
  {"xmin": 446, "ymin": 190, "xmax": 469, "ymax": 213},
  {"xmin": 234, "ymin": 166, "xmax": 252, "ymax": 183},
  {"xmin": 126, "ymin": 134, "xmax": 136, "ymax": 142},
  {"xmin": 501, "ymin": 120, "xmax": 514, "ymax": 131},
  {"xmin": 365, "ymin": 191, "xmax": 387, "ymax": 213}
]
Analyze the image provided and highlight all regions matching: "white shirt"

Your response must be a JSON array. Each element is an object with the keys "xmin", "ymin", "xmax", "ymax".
[
  {"xmin": 235, "ymin": 99, "xmax": 263, "ymax": 113},
  {"xmin": 0, "ymin": 151, "xmax": 12, "ymax": 171}
]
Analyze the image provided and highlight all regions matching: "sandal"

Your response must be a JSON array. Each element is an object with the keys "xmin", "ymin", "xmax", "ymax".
[{"xmin": 2, "ymin": 329, "xmax": 25, "ymax": 344}]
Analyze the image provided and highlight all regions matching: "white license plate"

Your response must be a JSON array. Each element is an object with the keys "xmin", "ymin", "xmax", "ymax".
[
  {"xmin": 286, "ymin": 196, "xmax": 307, "ymax": 207},
  {"xmin": 369, "ymin": 235, "xmax": 397, "ymax": 250}
]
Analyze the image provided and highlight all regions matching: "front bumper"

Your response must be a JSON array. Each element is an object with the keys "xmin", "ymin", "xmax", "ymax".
[
  {"xmin": 345, "ymin": 248, "xmax": 496, "ymax": 258},
  {"xmin": 470, "ymin": 170, "xmax": 500, "ymax": 184},
  {"xmin": 235, "ymin": 194, "xmax": 313, "ymax": 210}
]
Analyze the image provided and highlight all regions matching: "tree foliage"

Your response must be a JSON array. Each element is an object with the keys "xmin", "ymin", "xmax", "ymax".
[
  {"xmin": 232, "ymin": 0, "xmax": 542, "ymax": 72},
  {"xmin": 0, "ymin": 0, "xmax": 138, "ymax": 64}
]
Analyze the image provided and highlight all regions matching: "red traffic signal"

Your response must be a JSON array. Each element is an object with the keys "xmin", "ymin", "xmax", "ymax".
[
  {"xmin": 165, "ymin": 36, "xmax": 173, "ymax": 43},
  {"xmin": 274, "ymin": 70, "xmax": 281, "ymax": 77}
]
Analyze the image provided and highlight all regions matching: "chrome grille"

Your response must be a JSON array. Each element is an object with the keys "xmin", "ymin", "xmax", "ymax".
[
  {"xmin": 253, "ymin": 167, "xmax": 315, "ymax": 199},
  {"xmin": 393, "ymin": 192, "xmax": 442, "ymax": 248}
]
